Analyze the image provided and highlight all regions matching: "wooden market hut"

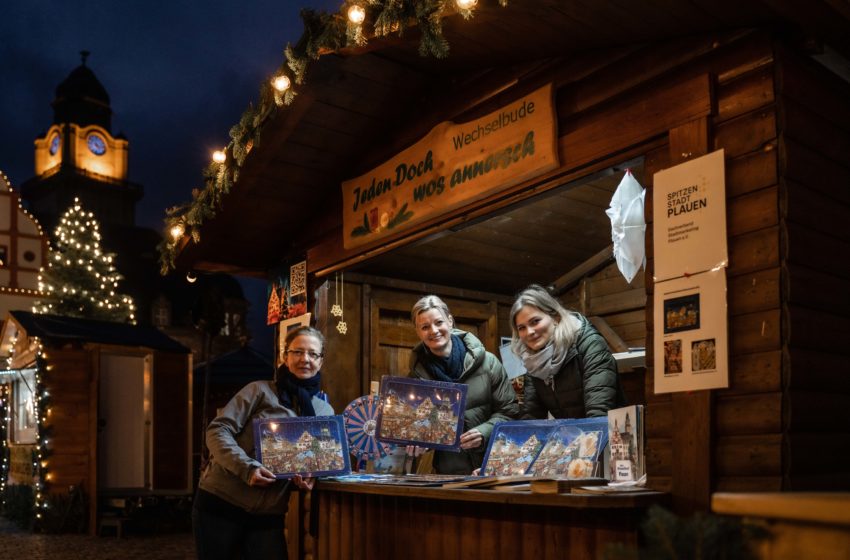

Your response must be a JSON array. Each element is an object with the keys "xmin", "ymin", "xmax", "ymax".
[
  {"xmin": 0, "ymin": 310, "xmax": 192, "ymax": 534},
  {"xmin": 168, "ymin": 1, "xmax": 850, "ymax": 557}
]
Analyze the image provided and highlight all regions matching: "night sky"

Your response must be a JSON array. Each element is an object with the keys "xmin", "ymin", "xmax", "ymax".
[{"xmin": 0, "ymin": 0, "xmax": 339, "ymax": 353}]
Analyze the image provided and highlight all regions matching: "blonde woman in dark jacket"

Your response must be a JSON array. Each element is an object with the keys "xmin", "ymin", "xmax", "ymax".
[
  {"xmin": 409, "ymin": 295, "xmax": 519, "ymax": 474},
  {"xmin": 511, "ymin": 285, "xmax": 625, "ymax": 419}
]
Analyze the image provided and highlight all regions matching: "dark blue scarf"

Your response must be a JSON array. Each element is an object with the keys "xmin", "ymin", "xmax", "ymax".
[
  {"xmin": 423, "ymin": 334, "xmax": 466, "ymax": 382},
  {"xmin": 275, "ymin": 366, "xmax": 321, "ymax": 417}
]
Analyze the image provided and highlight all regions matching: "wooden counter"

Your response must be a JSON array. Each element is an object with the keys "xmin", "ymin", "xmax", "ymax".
[
  {"xmin": 712, "ymin": 493, "xmax": 850, "ymax": 560},
  {"xmin": 312, "ymin": 481, "xmax": 668, "ymax": 560}
]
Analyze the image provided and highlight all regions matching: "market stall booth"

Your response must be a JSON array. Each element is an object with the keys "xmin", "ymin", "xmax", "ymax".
[
  {"xmin": 165, "ymin": 1, "xmax": 850, "ymax": 557},
  {"xmin": 0, "ymin": 311, "xmax": 192, "ymax": 534}
]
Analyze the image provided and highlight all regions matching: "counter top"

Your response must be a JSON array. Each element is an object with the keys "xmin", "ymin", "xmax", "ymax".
[
  {"xmin": 318, "ymin": 480, "xmax": 668, "ymax": 509},
  {"xmin": 712, "ymin": 492, "xmax": 850, "ymax": 526}
]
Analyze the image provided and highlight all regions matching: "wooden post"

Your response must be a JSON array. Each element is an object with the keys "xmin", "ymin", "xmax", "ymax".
[{"xmin": 667, "ymin": 116, "xmax": 713, "ymax": 513}]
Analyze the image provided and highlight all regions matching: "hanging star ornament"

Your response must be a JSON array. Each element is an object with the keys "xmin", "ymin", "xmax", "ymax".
[
  {"xmin": 336, "ymin": 320, "xmax": 348, "ymax": 335},
  {"xmin": 331, "ymin": 303, "xmax": 343, "ymax": 317}
]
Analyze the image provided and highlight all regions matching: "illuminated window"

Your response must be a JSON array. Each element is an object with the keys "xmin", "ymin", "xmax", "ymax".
[{"xmin": 12, "ymin": 369, "xmax": 37, "ymax": 444}]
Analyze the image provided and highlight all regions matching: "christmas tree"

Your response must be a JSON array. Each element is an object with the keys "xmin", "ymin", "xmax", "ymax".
[{"xmin": 34, "ymin": 198, "xmax": 136, "ymax": 323}]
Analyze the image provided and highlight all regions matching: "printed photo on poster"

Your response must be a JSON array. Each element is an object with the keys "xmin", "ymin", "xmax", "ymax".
[
  {"xmin": 267, "ymin": 259, "xmax": 308, "ymax": 325},
  {"xmin": 277, "ymin": 313, "xmax": 312, "ymax": 367},
  {"xmin": 663, "ymin": 340, "xmax": 683, "ymax": 375},
  {"xmin": 691, "ymin": 338, "xmax": 717, "ymax": 372},
  {"xmin": 663, "ymin": 293, "xmax": 700, "ymax": 334},
  {"xmin": 653, "ymin": 268, "xmax": 729, "ymax": 394}
]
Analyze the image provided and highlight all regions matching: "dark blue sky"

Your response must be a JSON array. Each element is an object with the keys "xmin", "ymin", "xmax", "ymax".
[{"xmin": 0, "ymin": 0, "xmax": 338, "ymax": 352}]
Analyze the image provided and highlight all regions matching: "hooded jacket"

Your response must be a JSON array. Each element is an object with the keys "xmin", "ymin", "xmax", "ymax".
[
  {"xmin": 199, "ymin": 380, "xmax": 334, "ymax": 515},
  {"xmin": 521, "ymin": 314, "xmax": 624, "ymax": 420},
  {"xmin": 410, "ymin": 329, "xmax": 519, "ymax": 474}
]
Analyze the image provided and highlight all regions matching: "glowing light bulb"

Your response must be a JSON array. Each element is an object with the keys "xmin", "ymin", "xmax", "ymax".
[
  {"xmin": 272, "ymin": 75, "xmax": 291, "ymax": 92},
  {"xmin": 170, "ymin": 223, "xmax": 185, "ymax": 240},
  {"xmin": 212, "ymin": 150, "xmax": 226, "ymax": 163},
  {"xmin": 348, "ymin": 4, "xmax": 366, "ymax": 24},
  {"xmin": 456, "ymin": 0, "xmax": 477, "ymax": 8}
]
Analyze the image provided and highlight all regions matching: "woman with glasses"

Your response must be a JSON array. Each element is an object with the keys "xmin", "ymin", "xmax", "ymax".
[
  {"xmin": 193, "ymin": 325, "xmax": 333, "ymax": 560},
  {"xmin": 510, "ymin": 284, "xmax": 625, "ymax": 420},
  {"xmin": 408, "ymin": 295, "xmax": 519, "ymax": 474}
]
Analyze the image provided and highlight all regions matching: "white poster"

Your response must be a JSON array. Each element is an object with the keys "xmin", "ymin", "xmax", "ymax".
[
  {"xmin": 653, "ymin": 268, "xmax": 728, "ymax": 393},
  {"xmin": 653, "ymin": 149, "xmax": 727, "ymax": 282}
]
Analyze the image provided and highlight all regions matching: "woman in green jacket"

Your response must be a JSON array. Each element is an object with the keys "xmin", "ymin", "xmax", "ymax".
[
  {"xmin": 409, "ymin": 295, "xmax": 519, "ymax": 474},
  {"xmin": 510, "ymin": 285, "xmax": 625, "ymax": 419}
]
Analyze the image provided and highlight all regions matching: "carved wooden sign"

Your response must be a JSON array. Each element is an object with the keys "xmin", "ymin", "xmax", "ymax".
[{"xmin": 341, "ymin": 84, "xmax": 558, "ymax": 249}]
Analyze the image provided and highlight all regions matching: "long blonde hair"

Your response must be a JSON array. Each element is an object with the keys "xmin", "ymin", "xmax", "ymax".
[{"xmin": 509, "ymin": 284, "xmax": 581, "ymax": 356}]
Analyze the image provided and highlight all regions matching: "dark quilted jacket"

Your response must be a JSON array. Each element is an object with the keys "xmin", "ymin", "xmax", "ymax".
[{"xmin": 521, "ymin": 314, "xmax": 625, "ymax": 419}]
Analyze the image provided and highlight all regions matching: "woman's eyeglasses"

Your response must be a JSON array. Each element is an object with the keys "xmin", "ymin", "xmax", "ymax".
[{"xmin": 286, "ymin": 349, "xmax": 323, "ymax": 361}]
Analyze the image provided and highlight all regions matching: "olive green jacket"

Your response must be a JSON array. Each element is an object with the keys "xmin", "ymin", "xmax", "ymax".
[{"xmin": 410, "ymin": 329, "xmax": 519, "ymax": 474}]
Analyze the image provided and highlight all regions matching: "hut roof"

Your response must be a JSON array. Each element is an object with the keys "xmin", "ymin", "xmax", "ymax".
[{"xmin": 7, "ymin": 310, "xmax": 190, "ymax": 353}]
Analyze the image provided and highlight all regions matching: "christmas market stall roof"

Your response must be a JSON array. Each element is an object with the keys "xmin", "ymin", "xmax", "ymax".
[
  {"xmin": 1, "ymin": 310, "xmax": 190, "ymax": 354},
  {"xmin": 193, "ymin": 345, "xmax": 274, "ymax": 385},
  {"xmin": 166, "ymin": 0, "xmax": 850, "ymax": 294}
]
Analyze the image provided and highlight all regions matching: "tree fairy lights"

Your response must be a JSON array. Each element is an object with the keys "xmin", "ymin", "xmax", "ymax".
[
  {"xmin": 34, "ymin": 198, "xmax": 136, "ymax": 323},
  {"xmin": 158, "ymin": 0, "xmax": 511, "ymax": 274}
]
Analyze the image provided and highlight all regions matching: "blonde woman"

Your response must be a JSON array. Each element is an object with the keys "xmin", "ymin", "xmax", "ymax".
[
  {"xmin": 510, "ymin": 285, "xmax": 625, "ymax": 419},
  {"xmin": 409, "ymin": 295, "xmax": 519, "ymax": 474}
]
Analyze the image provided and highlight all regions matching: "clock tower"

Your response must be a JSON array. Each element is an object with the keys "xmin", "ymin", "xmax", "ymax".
[{"xmin": 20, "ymin": 51, "xmax": 142, "ymax": 232}]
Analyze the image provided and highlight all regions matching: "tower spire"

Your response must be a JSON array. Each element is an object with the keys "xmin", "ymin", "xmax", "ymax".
[{"xmin": 80, "ymin": 50, "xmax": 90, "ymax": 66}]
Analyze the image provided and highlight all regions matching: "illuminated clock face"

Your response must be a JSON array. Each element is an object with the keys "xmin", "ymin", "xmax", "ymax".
[
  {"xmin": 87, "ymin": 133, "xmax": 107, "ymax": 155},
  {"xmin": 49, "ymin": 134, "xmax": 61, "ymax": 155}
]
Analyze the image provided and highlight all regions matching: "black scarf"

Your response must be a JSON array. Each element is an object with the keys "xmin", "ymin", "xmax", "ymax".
[
  {"xmin": 422, "ymin": 334, "xmax": 466, "ymax": 382},
  {"xmin": 275, "ymin": 367, "xmax": 322, "ymax": 417}
]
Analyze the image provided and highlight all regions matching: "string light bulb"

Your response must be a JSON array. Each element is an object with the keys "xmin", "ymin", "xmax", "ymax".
[
  {"xmin": 456, "ymin": 0, "xmax": 478, "ymax": 8},
  {"xmin": 170, "ymin": 223, "xmax": 185, "ymax": 241},
  {"xmin": 212, "ymin": 150, "xmax": 226, "ymax": 163},
  {"xmin": 272, "ymin": 75, "xmax": 291, "ymax": 92},
  {"xmin": 348, "ymin": 4, "xmax": 366, "ymax": 24},
  {"xmin": 186, "ymin": 271, "xmax": 197, "ymax": 284}
]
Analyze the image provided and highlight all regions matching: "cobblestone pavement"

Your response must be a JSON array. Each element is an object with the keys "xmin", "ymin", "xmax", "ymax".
[{"xmin": 0, "ymin": 516, "xmax": 195, "ymax": 559}]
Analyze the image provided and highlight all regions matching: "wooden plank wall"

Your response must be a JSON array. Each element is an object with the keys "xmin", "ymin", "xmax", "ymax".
[
  {"xmin": 643, "ymin": 34, "xmax": 787, "ymax": 502},
  {"xmin": 775, "ymin": 47, "xmax": 850, "ymax": 490},
  {"xmin": 42, "ymin": 348, "xmax": 94, "ymax": 500}
]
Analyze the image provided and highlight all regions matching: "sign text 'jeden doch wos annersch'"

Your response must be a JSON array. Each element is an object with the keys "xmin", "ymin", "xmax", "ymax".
[{"xmin": 341, "ymin": 84, "xmax": 559, "ymax": 249}]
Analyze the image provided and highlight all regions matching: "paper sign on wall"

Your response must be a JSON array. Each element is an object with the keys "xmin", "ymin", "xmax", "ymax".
[
  {"xmin": 652, "ymin": 149, "xmax": 727, "ymax": 282},
  {"xmin": 653, "ymin": 269, "xmax": 729, "ymax": 393},
  {"xmin": 652, "ymin": 150, "xmax": 729, "ymax": 394}
]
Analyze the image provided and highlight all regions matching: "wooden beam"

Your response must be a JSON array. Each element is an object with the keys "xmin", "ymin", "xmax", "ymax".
[
  {"xmin": 343, "ymin": 272, "xmax": 514, "ymax": 305},
  {"xmin": 587, "ymin": 316, "xmax": 629, "ymax": 352},
  {"xmin": 550, "ymin": 244, "xmax": 614, "ymax": 295},
  {"xmin": 667, "ymin": 115, "xmax": 713, "ymax": 515}
]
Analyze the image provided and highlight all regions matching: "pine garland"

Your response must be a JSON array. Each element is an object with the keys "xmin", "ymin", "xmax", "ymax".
[{"xmin": 159, "ymin": 0, "xmax": 511, "ymax": 274}]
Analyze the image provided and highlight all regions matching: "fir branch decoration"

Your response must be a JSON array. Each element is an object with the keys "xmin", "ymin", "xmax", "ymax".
[
  {"xmin": 604, "ymin": 505, "xmax": 768, "ymax": 560},
  {"xmin": 159, "ymin": 0, "xmax": 514, "ymax": 274}
]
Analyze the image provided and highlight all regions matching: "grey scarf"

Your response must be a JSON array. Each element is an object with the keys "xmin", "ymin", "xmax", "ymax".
[{"xmin": 521, "ymin": 341, "xmax": 566, "ymax": 389}]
